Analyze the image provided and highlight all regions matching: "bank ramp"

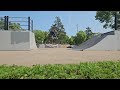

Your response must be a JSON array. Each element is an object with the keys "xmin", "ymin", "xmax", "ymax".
[{"xmin": 73, "ymin": 31, "xmax": 120, "ymax": 51}]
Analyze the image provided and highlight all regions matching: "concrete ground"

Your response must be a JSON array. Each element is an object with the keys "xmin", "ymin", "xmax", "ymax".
[{"xmin": 0, "ymin": 48, "xmax": 120, "ymax": 66}]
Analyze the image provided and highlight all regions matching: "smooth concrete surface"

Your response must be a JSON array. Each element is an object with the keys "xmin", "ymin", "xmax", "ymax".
[
  {"xmin": 0, "ymin": 30, "xmax": 37, "ymax": 50},
  {"xmin": 73, "ymin": 31, "xmax": 120, "ymax": 51},
  {"xmin": 30, "ymin": 31, "xmax": 37, "ymax": 49}
]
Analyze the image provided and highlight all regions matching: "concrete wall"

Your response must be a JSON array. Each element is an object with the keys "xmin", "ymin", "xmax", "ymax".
[
  {"xmin": 115, "ymin": 31, "xmax": 120, "ymax": 51},
  {"xmin": 0, "ymin": 30, "xmax": 37, "ymax": 50},
  {"xmin": 0, "ymin": 31, "xmax": 12, "ymax": 50},
  {"xmin": 11, "ymin": 31, "xmax": 30, "ymax": 50},
  {"xmin": 29, "ymin": 31, "xmax": 37, "ymax": 49}
]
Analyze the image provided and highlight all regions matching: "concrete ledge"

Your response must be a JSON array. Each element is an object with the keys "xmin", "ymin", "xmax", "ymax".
[{"xmin": 0, "ymin": 30, "xmax": 37, "ymax": 50}]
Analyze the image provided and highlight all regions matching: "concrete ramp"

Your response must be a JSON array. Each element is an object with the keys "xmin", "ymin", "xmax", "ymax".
[
  {"xmin": 0, "ymin": 30, "xmax": 37, "ymax": 50},
  {"xmin": 73, "ymin": 31, "xmax": 120, "ymax": 51}
]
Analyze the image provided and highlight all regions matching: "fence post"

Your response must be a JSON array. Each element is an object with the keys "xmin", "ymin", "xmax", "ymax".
[
  {"xmin": 31, "ymin": 20, "xmax": 33, "ymax": 32},
  {"xmin": 115, "ymin": 12, "xmax": 117, "ymax": 30},
  {"xmin": 28, "ymin": 17, "xmax": 30, "ymax": 31},
  {"xmin": 4, "ymin": 16, "xmax": 6, "ymax": 30},
  {"xmin": 6, "ymin": 16, "xmax": 9, "ymax": 30}
]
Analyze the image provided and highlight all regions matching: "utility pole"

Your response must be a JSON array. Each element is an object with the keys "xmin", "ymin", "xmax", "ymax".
[{"xmin": 76, "ymin": 24, "xmax": 78, "ymax": 33}]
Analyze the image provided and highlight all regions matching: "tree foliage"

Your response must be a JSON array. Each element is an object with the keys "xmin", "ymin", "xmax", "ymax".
[
  {"xmin": 95, "ymin": 11, "xmax": 120, "ymax": 29},
  {"xmin": 68, "ymin": 36, "xmax": 75, "ymax": 45},
  {"xmin": 0, "ymin": 18, "xmax": 4, "ymax": 29},
  {"xmin": 61, "ymin": 34, "xmax": 69, "ymax": 44},
  {"xmin": 33, "ymin": 30, "xmax": 48, "ymax": 44},
  {"xmin": 85, "ymin": 27, "xmax": 94, "ymax": 40},
  {"xmin": 43, "ymin": 31, "xmax": 49, "ymax": 44},
  {"xmin": 74, "ymin": 31, "xmax": 87, "ymax": 45},
  {"xmin": 48, "ymin": 16, "xmax": 67, "ymax": 44},
  {"xmin": 0, "ymin": 18, "xmax": 22, "ymax": 30},
  {"xmin": 9, "ymin": 23, "xmax": 22, "ymax": 31}
]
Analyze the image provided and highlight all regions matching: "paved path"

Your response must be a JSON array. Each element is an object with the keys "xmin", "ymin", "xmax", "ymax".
[{"xmin": 0, "ymin": 48, "xmax": 120, "ymax": 66}]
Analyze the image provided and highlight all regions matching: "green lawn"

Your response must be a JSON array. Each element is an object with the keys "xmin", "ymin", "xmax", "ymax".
[{"xmin": 0, "ymin": 61, "xmax": 120, "ymax": 79}]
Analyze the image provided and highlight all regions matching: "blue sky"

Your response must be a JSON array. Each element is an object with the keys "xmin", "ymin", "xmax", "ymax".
[{"xmin": 0, "ymin": 11, "xmax": 112, "ymax": 36}]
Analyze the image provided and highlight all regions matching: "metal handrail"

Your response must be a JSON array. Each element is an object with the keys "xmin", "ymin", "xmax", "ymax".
[
  {"xmin": 8, "ymin": 25, "xmax": 28, "ymax": 26},
  {"xmin": 10, "ymin": 21, "xmax": 28, "ymax": 22},
  {"xmin": 20, "ymin": 25, "xmax": 28, "ymax": 26},
  {"xmin": 1, "ymin": 16, "xmax": 33, "ymax": 31},
  {"xmin": 9, "ymin": 17, "xmax": 28, "ymax": 19}
]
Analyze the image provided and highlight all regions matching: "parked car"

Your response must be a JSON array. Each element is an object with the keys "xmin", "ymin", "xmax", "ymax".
[{"xmin": 67, "ymin": 45, "xmax": 73, "ymax": 48}]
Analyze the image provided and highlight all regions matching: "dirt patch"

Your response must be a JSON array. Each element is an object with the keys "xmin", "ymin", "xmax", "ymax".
[{"xmin": 0, "ymin": 48, "xmax": 120, "ymax": 66}]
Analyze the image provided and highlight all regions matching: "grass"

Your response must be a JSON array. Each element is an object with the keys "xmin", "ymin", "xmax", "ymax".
[{"xmin": 0, "ymin": 61, "xmax": 120, "ymax": 79}]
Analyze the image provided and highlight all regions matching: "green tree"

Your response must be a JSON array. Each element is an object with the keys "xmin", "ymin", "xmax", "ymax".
[
  {"xmin": 49, "ymin": 16, "xmax": 67, "ymax": 44},
  {"xmin": 9, "ymin": 22, "xmax": 22, "ymax": 31},
  {"xmin": 85, "ymin": 27, "xmax": 94, "ymax": 40},
  {"xmin": 74, "ymin": 31, "xmax": 87, "ymax": 45},
  {"xmin": 43, "ymin": 31, "xmax": 49, "ymax": 44},
  {"xmin": 69, "ymin": 36, "xmax": 75, "ymax": 45},
  {"xmin": 95, "ymin": 11, "xmax": 120, "ymax": 29},
  {"xmin": 0, "ymin": 18, "xmax": 4, "ymax": 29},
  {"xmin": 48, "ymin": 24, "xmax": 58, "ymax": 44},
  {"xmin": 60, "ymin": 34, "xmax": 69, "ymax": 44},
  {"xmin": 0, "ymin": 18, "xmax": 22, "ymax": 30},
  {"xmin": 33, "ymin": 30, "xmax": 46, "ymax": 45}
]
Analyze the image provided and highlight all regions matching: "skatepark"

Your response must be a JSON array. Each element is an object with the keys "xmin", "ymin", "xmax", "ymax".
[
  {"xmin": 0, "ymin": 29, "xmax": 120, "ymax": 66},
  {"xmin": 0, "ymin": 15, "xmax": 120, "ymax": 66}
]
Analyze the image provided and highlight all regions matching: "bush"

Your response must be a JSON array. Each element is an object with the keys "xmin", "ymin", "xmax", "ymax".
[{"xmin": 0, "ymin": 61, "xmax": 120, "ymax": 79}]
